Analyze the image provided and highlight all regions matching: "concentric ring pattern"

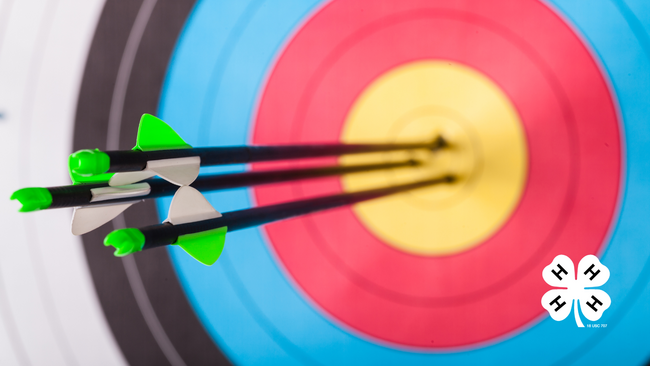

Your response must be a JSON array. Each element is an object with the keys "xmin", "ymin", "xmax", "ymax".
[{"xmin": 155, "ymin": 0, "xmax": 650, "ymax": 364}]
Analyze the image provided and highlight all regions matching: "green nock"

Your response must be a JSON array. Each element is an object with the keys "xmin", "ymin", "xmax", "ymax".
[
  {"xmin": 104, "ymin": 228, "xmax": 145, "ymax": 257},
  {"xmin": 174, "ymin": 226, "xmax": 227, "ymax": 266},
  {"xmin": 69, "ymin": 149, "xmax": 110, "ymax": 177},
  {"xmin": 68, "ymin": 149, "xmax": 113, "ymax": 185},
  {"xmin": 10, "ymin": 187, "xmax": 52, "ymax": 212}
]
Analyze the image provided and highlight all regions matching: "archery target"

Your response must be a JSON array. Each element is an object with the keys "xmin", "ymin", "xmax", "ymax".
[
  {"xmin": 154, "ymin": 0, "xmax": 649, "ymax": 364},
  {"xmin": 3, "ymin": 0, "xmax": 650, "ymax": 365},
  {"xmin": 250, "ymin": 0, "xmax": 621, "ymax": 348}
]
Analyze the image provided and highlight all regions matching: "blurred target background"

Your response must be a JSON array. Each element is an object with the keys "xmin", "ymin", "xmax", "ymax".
[{"xmin": 1, "ymin": 0, "xmax": 649, "ymax": 365}]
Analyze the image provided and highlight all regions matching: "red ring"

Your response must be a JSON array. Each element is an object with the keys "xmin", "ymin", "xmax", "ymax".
[{"xmin": 252, "ymin": 0, "xmax": 620, "ymax": 347}]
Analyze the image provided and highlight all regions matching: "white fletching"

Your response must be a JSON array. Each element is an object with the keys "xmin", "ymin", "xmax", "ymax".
[
  {"xmin": 148, "ymin": 156, "xmax": 200, "ymax": 186},
  {"xmin": 109, "ymin": 171, "xmax": 156, "ymax": 187},
  {"xmin": 71, "ymin": 201, "xmax": 138, "ymax": 235},
  {"xmin": 167, "ymin": 186, "xmax": 221, "ymax": 225},
  {"xmin": 108, "ymin": 156, "xmax": 200, "ymax": 186}
]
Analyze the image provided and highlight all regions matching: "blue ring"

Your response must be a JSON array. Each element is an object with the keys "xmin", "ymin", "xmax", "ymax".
[{"xmin": 157, "ymin": 0, "xmax": 650, "ymax": 364}]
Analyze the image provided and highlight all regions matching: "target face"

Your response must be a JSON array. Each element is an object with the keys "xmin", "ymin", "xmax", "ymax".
[
  {"xmin": 251, "ymin": 0, "xmax": 620, "ymax": 348},
  {"xmin": 67, "ymin": 0, "xmax": 650, "ymax": 365}
]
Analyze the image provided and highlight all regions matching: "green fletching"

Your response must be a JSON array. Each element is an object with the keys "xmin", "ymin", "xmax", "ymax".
[
  {"xmin": 174, "ymin": 226, "xmax": 227, "ymax": 266},
  {"xmin": 133, "ymin": 114, "xmax": 192, "ymax": 151},
  {"xmin": 10, "ymin": 187, "xmax": 52, "ymax": 212},
  {"xmin": 104, "ymin": 228, "xmax": 145, "ymax": 257}
]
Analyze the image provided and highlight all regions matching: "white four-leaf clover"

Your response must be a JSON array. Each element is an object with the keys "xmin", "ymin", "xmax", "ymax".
[{"xmin": 541, "ymin": 255, "xmax": 611, "ymax": 327}]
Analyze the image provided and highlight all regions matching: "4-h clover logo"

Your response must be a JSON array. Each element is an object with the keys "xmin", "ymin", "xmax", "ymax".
[{"xmin": 541, "ymin": 255, "xmax": 611, "ymax": 327}]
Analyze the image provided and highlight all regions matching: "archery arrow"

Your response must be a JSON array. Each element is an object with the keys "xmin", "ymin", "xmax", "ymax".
[
  {"xmin": 12, "ymin": 160, "xmax": 420, "ymax": 235},
  {"xmin": 68, "ymin": 114, "xmax": 446, "ymax": 186},
  {"xmin": 104, "ymin": 175, "xmax": 455, "ymax": 265}
]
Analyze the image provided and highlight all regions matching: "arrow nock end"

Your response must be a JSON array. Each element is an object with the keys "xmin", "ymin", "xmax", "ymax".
[
  {"xmin": 10, "ymin": 187, "xmax": 52, "ymax": 212},
  {"xmin": 104, "ymin": 228, "xmax": 145, "ymax": 257},
  {"xmin": 69, "ymin": 149, "xmax": 110, "ymax": 177}
]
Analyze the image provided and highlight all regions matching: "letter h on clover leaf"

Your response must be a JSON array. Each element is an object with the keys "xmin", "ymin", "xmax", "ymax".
[{"xmin": 541, "ymin": 255, "xmax": 611, "ymax": 327}]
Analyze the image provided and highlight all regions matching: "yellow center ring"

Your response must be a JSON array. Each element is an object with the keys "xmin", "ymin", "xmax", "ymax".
[{"xmin": 341, "ymin": 61, "xmax": 528, "ymax": 256}]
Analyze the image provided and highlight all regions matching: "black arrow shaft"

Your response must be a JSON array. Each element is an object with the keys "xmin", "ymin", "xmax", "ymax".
[
  {"xmin": 105, "ymin": 139, "xmax": 444, "ymax": 172},
  {"xmin": 140, "ymin": 175, "xmax": 455, "ymax": 250},
  {"xmin": 46, "ymin": 160, "xmax": 420, "ymax": 209}
]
